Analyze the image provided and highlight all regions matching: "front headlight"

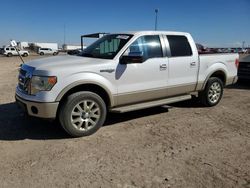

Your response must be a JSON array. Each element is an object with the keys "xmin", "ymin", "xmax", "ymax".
[{"xmin": 30, "ymin": 76, "xmax": 57, "ymax": 95}]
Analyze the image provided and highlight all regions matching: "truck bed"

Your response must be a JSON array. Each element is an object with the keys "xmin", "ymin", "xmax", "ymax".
[{"xmin": 198, "ymin": 53, "xmax": 239, "ymax": 86}]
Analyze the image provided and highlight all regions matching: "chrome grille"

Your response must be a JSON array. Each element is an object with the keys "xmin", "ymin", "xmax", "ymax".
[{"xmin": 18, "ymin": 64, "xmax": 34, "ymax": 94}]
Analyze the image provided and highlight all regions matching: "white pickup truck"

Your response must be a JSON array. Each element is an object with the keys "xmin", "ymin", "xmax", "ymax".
[{"xmin": 16, "ymin": 31, "xmax": 238, "ymax": 137}]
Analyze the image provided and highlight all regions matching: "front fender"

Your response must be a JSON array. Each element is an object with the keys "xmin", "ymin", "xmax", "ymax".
[{"xmin": 54, "ymin": 72, "xmax": 116, "ymax": 106}]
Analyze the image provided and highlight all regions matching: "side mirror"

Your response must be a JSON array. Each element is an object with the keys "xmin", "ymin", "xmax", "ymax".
[{"xmin": 120, "ymin": 51, "xmax": 144, "ymax": 64}]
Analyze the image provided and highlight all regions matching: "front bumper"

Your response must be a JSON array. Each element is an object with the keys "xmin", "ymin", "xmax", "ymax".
[{"xmin": 15, "ymin": 95, "xmax": 59, "ymax": 119}]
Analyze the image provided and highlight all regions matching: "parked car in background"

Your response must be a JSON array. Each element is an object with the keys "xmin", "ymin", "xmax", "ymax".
[
  {"xmin": 0, "ymin": 48, "xmax": 4, "ymax": 55},
  {"xmin": 241, "ymin": 49, "xmax": 248, "ymax": 54},
  {"xmin": 38, "ymin": 48, "xmax": 58, "ymax": 56},
  {"xmin": 3, "ymin": 47, "xmax": 29, "ymax": 57},
  {"xmin": 67, "ymin": 49, "xmax": 82, "ymax": 55},
  {"xmin": 238, "ymin": 55, "xmax": 250, "ymax": 80}
]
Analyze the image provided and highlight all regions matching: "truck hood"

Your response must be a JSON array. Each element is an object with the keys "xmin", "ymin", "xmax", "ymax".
[{"xmin": 25, "ymin": 55, "xmax": 113, "ymax": 75}]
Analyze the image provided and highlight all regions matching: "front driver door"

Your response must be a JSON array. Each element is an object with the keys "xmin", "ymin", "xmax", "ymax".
[{"xmin": 116, "ymin": 35, "xmax": 169, "ymax": 106}]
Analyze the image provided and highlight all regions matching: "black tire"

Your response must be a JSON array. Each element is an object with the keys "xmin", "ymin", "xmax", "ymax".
[
  {"xmin": 40, "ymin": 52, "xmax": 44, "ymax": 55},
  {"xmin": 59, "ymin": 91, "xmax": 107, "ymax": 137},
  {"xmin": 23, "ymin": 53, "xmax": 28, "ymax": 57},
  {"xmin": 7, "ymin": 53, "xmax": 12, "ymax": 57},
  {"xmin": 53, "ymin": 52, "xmax": 58, "ymax": 56},
  {"xmin": 199, "ymin": 77, "xmax": 223, "ymax": 107}
]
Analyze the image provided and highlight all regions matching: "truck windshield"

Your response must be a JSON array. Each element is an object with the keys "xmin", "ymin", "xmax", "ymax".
[{"xmin": 81, "ymin": 34, "xmax": 133, "ymax": 59}]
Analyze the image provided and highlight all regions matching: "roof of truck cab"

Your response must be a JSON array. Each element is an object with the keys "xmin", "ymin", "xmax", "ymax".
[{"xmin": 112, "ymin": 31, "xmax": 190, "ymax": 36}]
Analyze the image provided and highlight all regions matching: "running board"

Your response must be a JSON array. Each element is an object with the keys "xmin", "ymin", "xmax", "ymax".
[{"xmin": 110, "ymin": 95, "xmax": 191, "ymax": 113}]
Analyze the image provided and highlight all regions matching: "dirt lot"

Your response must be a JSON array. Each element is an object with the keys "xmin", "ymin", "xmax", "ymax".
[{"xmin": 0, "ymin": 55, "xmax": 249, "ymax": 188}]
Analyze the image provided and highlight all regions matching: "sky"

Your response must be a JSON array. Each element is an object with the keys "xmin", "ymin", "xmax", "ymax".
[{"xmin": 0, "ymin": 0, "xmax": 249, "ymax": 48}]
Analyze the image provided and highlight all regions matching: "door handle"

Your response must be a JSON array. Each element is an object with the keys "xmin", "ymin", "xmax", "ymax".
[
  {"xmin": 160, "ymin": 64, "xmax": 167, "ymax": 69},
  {"xmin": 100, "ymin": 69, "xmax": 115, "ymax": 73},
  {"xmin": 190, "ymin": 62, "xmax": 196, "ymax": 67}
]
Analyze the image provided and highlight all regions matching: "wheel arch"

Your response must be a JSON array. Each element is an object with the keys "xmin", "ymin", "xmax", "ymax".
[
  {"xmin": 56, "ymin": 82, "xmax": 114, "ymax": 108},
  {"xmin": 202, "ymin": 69, "xmax": 227, "ymax": 90}
]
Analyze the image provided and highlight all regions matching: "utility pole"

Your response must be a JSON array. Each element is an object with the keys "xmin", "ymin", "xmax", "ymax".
[
  {"xmin": 242, "ymin": 41, "xmax": 245, "ymax": 49},
  {"xmin": 155, "ymin": 9, "xmax": 159, "ymax": 31},
  {"xmin": 63, "ymin": 24, "xmax": 66, "ymax": 45}
]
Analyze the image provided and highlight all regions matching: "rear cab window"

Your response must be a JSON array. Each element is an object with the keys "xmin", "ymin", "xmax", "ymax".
[{"xmin": 167, "ymin": 35, "xmax": 192, "ymax": 57}]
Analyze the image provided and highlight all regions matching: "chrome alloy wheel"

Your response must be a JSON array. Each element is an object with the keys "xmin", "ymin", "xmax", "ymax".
[
  {"xmin": 208, "ymin": 82, "xmax": 222, "ymax": 104},
  {"xmin": 71, "ymin": 100, "xmax": 101, "ymax": 131}
]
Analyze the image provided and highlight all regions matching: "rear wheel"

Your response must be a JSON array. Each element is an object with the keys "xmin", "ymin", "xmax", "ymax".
[
  {"xmin": 53, "ymin": 52, "xmax": 58, "ymax": 56},
  {"xmin": 199, "ymin": 77, "xmax": 223, "ymax": 107},
  {"xmin": 59, "ymin": 91, "xmax": 107, "ymax": 137},
  {"xmin": 40, "ymin": 52, "xmax": 44, "ymax": 55},
  {"xmin": 7, "ymin": 53, "xmax": 12, "ymax": 57},
  {"xmin": 23, "ymin": 53, "xmax": 28, "ymax": 57}
]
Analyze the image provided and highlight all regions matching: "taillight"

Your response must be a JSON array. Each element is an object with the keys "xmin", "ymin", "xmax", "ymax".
[{"xmin": 235, "ymin": 58, "xmax": 239, "ymax": 69}]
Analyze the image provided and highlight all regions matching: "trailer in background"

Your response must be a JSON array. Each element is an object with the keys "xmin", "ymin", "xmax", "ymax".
[
  {"xmin": 33, "ymin": 43, "xmax": 58, "ymax": 50},
  {"xmin": 17, "ymin": 42, "xmax": 58, "ymax": 51},
  {"xmin": 62, "ymin": 44, "xmax": 84, "ymax": 51},
  {"xmin": 17, "ymin": 42, "xmax": 29, "ymax": 50}
]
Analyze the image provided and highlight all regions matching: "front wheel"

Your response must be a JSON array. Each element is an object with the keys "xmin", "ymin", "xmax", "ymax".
[
  {"xmin": 199, "ymin": 77, "xmax": 223, "ymax": 107},
  {"xmin": 59, "ymin": 91, "xmax": 107, "ymax": 137},
  {"xmin": 7, "ymin": 53, "xmax": 13, "ymax": 57}
]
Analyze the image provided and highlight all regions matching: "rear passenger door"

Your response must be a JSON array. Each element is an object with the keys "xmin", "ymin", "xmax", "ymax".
[
  {"xmin": 165, "ymin": 35, "xmax": 198, "ymax": 96},
  {"xmin": 11, "ymin": 47, "xmax": 18, "ymax": 55}
]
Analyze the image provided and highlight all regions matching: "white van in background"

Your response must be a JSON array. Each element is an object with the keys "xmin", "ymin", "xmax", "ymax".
[{"xmin": 38, "ymin": 48, "xmax": 58, "ymax": 56}]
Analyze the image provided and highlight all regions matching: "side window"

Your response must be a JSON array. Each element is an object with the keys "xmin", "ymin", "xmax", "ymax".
[
  {"xmin": 167, "ymin": 35, "xmax": 192, "ymax": 57},
  {"xmin": 11, "ymin": 48, "xmax": 15, "ymax": 51},
  {"xmin": 125, "ymin": 35, "xmax": 163, "ymax": 61},
  {"xmin": 6, "ymin": 48, "xmax": 9, "ymax": 50}
]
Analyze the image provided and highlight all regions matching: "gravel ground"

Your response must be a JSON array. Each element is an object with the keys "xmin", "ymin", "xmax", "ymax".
[{"xmin": 0, "ymin": 55, "xmax": 249, "ymax": 188}]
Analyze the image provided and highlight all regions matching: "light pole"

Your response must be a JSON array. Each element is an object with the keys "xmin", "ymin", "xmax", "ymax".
[
  {"xmin": 63, "ymin": 24, "xmax": 66, "ymax": 45},
  {"xmin": 155, "ymin": 9, "xmax": 159, "ymax": 31},
  {"xmin": 242, "ymin": 41, "xmax": 245, "ymax": 49}
]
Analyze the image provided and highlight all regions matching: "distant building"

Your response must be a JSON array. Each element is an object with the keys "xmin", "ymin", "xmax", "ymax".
[
  {"xmin": 17, "ymin": 42, "xmax": 29, "ymax": 49},
  {"xmin": 17, "ymin": 41, "xmax": 58, "ymax": 51},
  {"xmin": 32, "ymin": 42, "xmax": 58, "ymax": 50}
]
